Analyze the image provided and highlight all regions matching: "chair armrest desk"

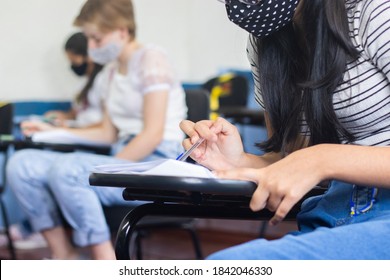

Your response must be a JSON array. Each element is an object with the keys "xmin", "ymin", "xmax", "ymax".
[
  {"xmin": 14, "ymin": 139, "xmax": 111, "ymax": 154},
  {"xmin": 89, "ymin": 172, "xmax": 326, "ymax": 260}
]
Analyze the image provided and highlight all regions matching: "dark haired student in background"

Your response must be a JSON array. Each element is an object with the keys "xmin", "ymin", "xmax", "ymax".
[
  {"xmin": 0, "ymin": 32, "xmax": 106, "ymax": 250},
  {"xmin": 181, "ymin": 0, "xmax": 390, "ymax": 259},
  {"xmin": 44, "ymin": 32, "xmax": 104, "ymax": 127}
]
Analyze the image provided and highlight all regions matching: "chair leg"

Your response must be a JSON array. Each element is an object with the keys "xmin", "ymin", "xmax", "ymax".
[
  {"xmin": 0, "ymin": 198, "xmax": 17, "ymax": 259},
  {"xmin": 125, "ymin": 230, "xmax": 143, "ymax": 260},
  {"xmin": 132, "ymin": 225, "xmax": 202, "ymax": 260},
  {"xmin": 182, "ymin": 225, "xmax": 203, "ymax": 260},
  {"xmin": 134, "ymin": 231, "xmax": 143, "ymax": 260},
  {"xmin": 259, "ymin": 221, "xmax": 268, "ymax": 238}
]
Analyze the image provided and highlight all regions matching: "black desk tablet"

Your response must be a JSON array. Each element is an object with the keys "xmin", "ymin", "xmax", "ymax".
[
  {"xmin": 1, "ymin": 136, "xmax": 111, "ymax": 155},
  {"xmin": 89, "ymin": 172, "xmax": 326, "ymax": 259},
  {"xmin": 18, "ymin": 139, "xmax": 111, "ymax": 154},
  {"xmin": 89, "ymin": 173, "xmax": 257, "ymax": 206}
]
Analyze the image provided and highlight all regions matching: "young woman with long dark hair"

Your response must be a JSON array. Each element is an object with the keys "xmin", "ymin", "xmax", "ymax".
[
  {"xmin": 45, "ymin": 32, "xmax": 105, "ymax": 127},
  {"xmin": 181, "ymin": 0, "xmax": 390, "ymax": 259}
]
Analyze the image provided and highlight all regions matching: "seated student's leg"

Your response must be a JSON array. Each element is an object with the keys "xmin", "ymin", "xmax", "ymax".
[
  {"xmin": 0, "ymin": 153, "xmax": 26, "ymax": 228},
  {"xmin": 208, "ymin": 182, "xmax": 390, "ymax": 260},
  {"xmin": 48, "ymin": 140, "xmax": 182, "ymax": 259},
  {"xmin": 207, "ymin": 215, "xmax": 390, "ymax": 260},
  {"xmin": 48, "ymin": 152, "xmax": 131, "ymax": 260},
  {"xmin": 142, "ymin": 139, "xmax": 183, "ymax": 162},
  {"xmin": 6, "ymin": 149, "xmax": 79, "ymax": 259},
  {"xmin": 0, "ymin": 176, "xmax": 28, "ymax": 244},
  {"xmin": 6, "ymin": 149, "xmax": 64, "ymax": 233},
  {"xmin": 0, "ymin": 178, "xmax": 47, "ymax": 249}
]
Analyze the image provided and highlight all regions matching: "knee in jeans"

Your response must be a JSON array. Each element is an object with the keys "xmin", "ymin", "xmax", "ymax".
[
  {"xmin": 6, "ymin": 149, "xmax": 39, "ymax": 187},
  {"xmin": 7, "ymin": 149, "xmax": 35, "ymax": 171},
  {"xmin": 48, "ymin": 153, "xmax": 86, "ymax": 187}
]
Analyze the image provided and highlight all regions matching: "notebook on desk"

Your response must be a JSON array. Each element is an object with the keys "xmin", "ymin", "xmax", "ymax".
[{"xmin": 31, "ymin": 129, "xmax": 111, "ymax": 148}]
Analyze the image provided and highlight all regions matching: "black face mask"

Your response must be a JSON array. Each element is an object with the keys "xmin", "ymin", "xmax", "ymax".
[
  {"xmin": 70, "ymin": 62, "xmax": 88, "ymax": 76},
  {"xmin": 225, "ymin": 0, "xmax": 299, "ymax": 38}
]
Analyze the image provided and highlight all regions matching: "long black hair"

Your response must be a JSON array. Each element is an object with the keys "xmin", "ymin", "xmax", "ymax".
[
  {"xmin": 252, "ymin": 0, "xmax": 359, "ymax": 155},
  {"xmin": 65, "ymin": 32, "xmax": 103, "ymax": 106}
]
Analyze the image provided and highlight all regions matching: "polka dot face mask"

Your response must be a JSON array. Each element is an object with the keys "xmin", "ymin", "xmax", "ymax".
[{"xmin": 219, "ymin": 0, "xmax": 300, "ymax": 38}]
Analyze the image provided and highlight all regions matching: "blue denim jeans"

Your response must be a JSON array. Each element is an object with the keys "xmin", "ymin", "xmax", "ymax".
[
  {"xmin": 208, "ymin": 180, "xmax": 390, "ymax": 259},
  {"xmin": 6, "ymin": 138, "xmax": 183, "ymax": 247}
]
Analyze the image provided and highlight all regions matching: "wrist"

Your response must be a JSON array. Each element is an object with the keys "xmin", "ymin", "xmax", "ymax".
[
  {"xmin": 212, "ymin": 152, "xmax": 249, "ymax": 170},
  {"xmin": 236, "ymin": 152, "xmax": 260, "ymax": 168},
  {"xmin": 307, "ymin": 144, "xmax": 335, "ymax": 182}
]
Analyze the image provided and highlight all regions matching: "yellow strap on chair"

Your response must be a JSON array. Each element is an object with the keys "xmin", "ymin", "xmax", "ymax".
[
  {"xmin": 210, "ymin": 86, "xmax": 222, "ymax": 120},
  {"xmin": 209, "ymin": 73, "xmax": 235, "ymax": 120}
]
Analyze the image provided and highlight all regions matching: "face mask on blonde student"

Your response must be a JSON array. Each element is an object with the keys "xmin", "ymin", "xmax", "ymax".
[{"xmin": 86, "ymin": 28, "xmax": 127, "ymax": 65}]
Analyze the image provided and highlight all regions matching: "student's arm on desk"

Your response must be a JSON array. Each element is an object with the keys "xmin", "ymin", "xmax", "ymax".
[
  {"xmin": 62, "ymin": 110, "xmax": 116, "ymax": 144},
  {"xmin": 44, "ymin": 109, "xmax": 76, "ymax": 126},
  {"xmin": 22, "ymin": 110, "xmax": 116, "ymax": 145}
]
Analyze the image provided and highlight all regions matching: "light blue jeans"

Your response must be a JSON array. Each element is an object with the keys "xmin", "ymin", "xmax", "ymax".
[
  {"xmin": 6, "ymin": 137, "xmax": 183, "ymax": 247},
  {"xmin": 208, "ymin": 180, "xmax": 390, "ymax": 259},
  {"xmin": 0, "ymin": 152, "xmax": 27, "ymax": 229}
]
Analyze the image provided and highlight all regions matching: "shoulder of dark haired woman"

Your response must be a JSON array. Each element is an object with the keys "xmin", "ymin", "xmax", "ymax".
[{"xmin": 253, "ymin": 0, "xmax": 360, "ymax": 156}]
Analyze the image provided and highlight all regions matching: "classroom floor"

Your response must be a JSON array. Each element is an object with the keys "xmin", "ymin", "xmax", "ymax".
[
  {"xmin": 0, "ymin": 229, "xmax": 257, "ymax": 260},
  {"xmin": 0, "ymin": 225, "xmax": 282, "ymax": 260}
]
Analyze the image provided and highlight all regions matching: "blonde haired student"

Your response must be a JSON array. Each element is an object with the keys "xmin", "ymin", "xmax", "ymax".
[{"xmin": 7, "ymin": 0, "xmax": 187, "ymax": 260}]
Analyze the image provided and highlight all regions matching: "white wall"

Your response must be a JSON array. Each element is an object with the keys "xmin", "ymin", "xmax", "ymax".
[{"xmin": 0, "ymin": 0, "xmax": 250, "ymax": 101}]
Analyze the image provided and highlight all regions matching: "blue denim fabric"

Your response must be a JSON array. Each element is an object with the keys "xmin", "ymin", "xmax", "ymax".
[
  {"xmin": 208, "ymin": 180, "xmax": 390, "ymax": 259},
  {"xmin": 0, "ymin": 152, "xmax": 27, "ymax": 228},
  {"xmin": 6, "ymin": 138, "xmax": 183, "ymax": 247},
  {"xmin": 111, "ymin": 135, "xmax": 183, "ymax": 161}
]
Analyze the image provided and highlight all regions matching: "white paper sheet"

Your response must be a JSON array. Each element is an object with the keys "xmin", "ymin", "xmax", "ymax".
[
  {"xmin": 31, "ymin": 129, "xmax": 111, "ymax": 147},
  {"xmin": 93, "ymin": 159, "xmax": 216, "ymax": 178}
]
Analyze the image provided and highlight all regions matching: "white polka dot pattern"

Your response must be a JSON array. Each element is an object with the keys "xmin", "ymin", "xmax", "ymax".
[{"xmin": 225, "ymin": 0, "xmax": 299, "ymax": 38}]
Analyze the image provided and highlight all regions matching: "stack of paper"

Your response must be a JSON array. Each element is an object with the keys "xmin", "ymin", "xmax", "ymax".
[
  {"xmin": 93, "ymin": 159, "xmax": 216, "ymax": 179},
  {"xmin": 31, "ymin": 129, "xmax": 111, "ymax": 147}
]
